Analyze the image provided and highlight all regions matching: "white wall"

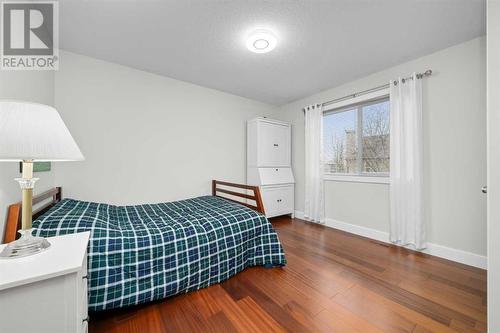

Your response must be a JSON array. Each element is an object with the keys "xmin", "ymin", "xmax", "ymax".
[
  {"xmin": 0, "ymin": 71, "xmax": 55, "ymax": 241},
  {"xmin": 2, "ymin": 39, "xmax": 486, "ymax": 268},
  {"xmin": 487, "ymin": 0, "xmax": 500, "ymax": 330},
  {"xmin": 54, "ymin": 51, "xmax": 276, "ymax": 205},
  {"xmin": 277, "ymin": 37, "xmax": 487, "ymax": 258}
]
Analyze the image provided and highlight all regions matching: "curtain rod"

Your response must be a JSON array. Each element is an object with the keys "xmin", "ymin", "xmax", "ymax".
[{"xmin": 308, "ymin": 69, "xmax": 433, "ymax": 110}]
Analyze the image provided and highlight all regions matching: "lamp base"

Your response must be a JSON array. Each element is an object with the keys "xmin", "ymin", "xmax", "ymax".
[{"xmin": 0, "ymin": 229, "xmax": 50, "ymax": 259}]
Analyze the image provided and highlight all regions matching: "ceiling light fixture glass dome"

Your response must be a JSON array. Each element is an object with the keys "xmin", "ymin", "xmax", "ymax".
[{"xmin": 246, "ymin": 29, "xmax": 277, "ymax": 54}]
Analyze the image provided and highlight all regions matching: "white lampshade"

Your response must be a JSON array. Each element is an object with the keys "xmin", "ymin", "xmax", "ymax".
[{"xmin": 0, "ymin": 100, "xmax": 84, "ymax": 161}]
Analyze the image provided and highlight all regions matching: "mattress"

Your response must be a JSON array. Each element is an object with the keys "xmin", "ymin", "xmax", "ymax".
[{"xmin": 33, "ymin": 195, "xmax": 286, "ymax": 311}]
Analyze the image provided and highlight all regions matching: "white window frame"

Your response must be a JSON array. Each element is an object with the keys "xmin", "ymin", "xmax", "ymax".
[{"xmin": 323, "ymin": 88, "xmax": 390, "ymax": 184}]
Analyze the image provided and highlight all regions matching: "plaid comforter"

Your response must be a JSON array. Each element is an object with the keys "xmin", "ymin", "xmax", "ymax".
[{"xmin": 33, "ymin": 196, "xmax": 286, "ymax": 311}]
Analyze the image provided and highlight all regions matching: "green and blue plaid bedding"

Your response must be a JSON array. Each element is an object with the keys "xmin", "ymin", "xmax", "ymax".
[{"xmin": 33, "ymin": 195, "xmax": 286, "ymax": 311}]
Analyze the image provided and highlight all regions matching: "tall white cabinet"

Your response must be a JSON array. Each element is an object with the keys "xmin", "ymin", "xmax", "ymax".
[{"xmin": 247, "ymin": 117, "xmax": 295, "ymax": 218}]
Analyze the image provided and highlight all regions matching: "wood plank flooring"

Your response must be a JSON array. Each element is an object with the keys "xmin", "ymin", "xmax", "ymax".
[{"xmin": 89, "ymin": 217, "xmax": 487, "ymax": 333}]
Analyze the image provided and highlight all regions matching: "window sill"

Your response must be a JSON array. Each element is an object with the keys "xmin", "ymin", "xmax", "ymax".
[{"xmin": 323, "ymin": 174, "xmax": 390, "ymax": 184}]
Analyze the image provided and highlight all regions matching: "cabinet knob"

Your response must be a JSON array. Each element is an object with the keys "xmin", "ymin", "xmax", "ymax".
[{"xmin": 273, "ymin": 144, "xmax": 279, "ymax": 147}]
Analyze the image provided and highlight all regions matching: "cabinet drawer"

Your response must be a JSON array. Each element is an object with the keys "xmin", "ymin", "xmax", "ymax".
[
  {"xmin": 82, "ymin": 251, "xmax": 87, "ymax": 274},
  {"xmin": 79, "ymin": 252, "xmax": 89, "ymax": 322},
  {"xmin": 81, "ymin": 276, "xmax": 88, "ymax": 320},
  {"xmin": 258, "ymin": 167, "xmax": 294, "ymax": 185}
]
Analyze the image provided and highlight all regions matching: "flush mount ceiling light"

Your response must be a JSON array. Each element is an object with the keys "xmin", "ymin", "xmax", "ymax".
[{"xmin": 246, "ymin": 29, "xmax": 277, "ymax": 54}]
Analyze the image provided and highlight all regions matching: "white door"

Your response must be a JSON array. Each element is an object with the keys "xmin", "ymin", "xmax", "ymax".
[
  {"xmin": 488, "ymin": 2, "xmax": 500, "ymax": 330},
  {"xmin": 258, "ymin": 122, "xmax": 290, "ymax": 167}
]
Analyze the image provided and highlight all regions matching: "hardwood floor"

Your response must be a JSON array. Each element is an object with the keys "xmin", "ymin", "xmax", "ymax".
[{"xmin": 89, "ymin": 217, "xmax": 487, "ymax": 333}]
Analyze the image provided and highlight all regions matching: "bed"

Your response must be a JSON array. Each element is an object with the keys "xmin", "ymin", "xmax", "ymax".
[{"xmin": 3, "ymin": 181, "xmax": 286, "ymax": 311}]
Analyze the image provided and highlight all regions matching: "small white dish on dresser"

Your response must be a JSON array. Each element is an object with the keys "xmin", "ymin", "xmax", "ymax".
[{"xmin": 0, "ymin": 231, "xmax": 90, "ymax": 333}]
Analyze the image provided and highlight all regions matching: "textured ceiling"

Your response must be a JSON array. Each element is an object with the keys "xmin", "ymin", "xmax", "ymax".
[{"xmin": 59, "ymin": 0, "xmax": 486, "ymax": 105}]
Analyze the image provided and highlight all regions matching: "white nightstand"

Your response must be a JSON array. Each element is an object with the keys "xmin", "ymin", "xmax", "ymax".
[{"xmin": 0, "ymin": 231, "xmax": 90, "ymax": 333}]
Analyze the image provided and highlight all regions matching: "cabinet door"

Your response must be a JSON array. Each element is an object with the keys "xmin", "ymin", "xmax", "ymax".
[
  {"xmin": 261, "ymin": 187, "xmax": 279, "ymax": 217},
  {"xmin": 276, "ymin": 186, "xmax": 294, "ymax": 215},
  {"xmin": 261, "ymin": 185, "xmax": 294, "ymax": 218},
  {"xmin": 258, "ymin": 122, "xmax": 290, "ymax": 167}
]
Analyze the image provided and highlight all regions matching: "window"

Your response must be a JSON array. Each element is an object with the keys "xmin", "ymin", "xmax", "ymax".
[{"xmin": 323, "ymin": 96, "xmax": 390, "ymax": 177}]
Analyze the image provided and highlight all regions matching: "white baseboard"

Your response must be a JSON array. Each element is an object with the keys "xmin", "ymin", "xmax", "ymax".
[
  {"xmin": 294, "ymin": 210, "xmax": 304, "ymax": 219},
  {"xmin": 294, "ymin": 210, "xmax": 487, "ymax": 269}
]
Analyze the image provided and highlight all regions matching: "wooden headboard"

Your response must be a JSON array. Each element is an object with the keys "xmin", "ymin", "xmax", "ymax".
[
  {"xmin": 212, "ymin": 180, "xmax": 265, "ymax": 215},
  {"xmin": 3, "ymin": 187, "xmax": 62, "ymax": 244}
]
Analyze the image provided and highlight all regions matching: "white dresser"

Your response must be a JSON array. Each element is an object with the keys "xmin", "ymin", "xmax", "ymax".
[
  {"xmin": 0, "ymin": 232, "xmax": 90, "ymax": 333},
  {"xmin": 247, "ymin": 117, "xmax": 295, "ymax": 218}
]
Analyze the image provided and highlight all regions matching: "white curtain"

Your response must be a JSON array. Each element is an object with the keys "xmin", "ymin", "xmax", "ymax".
[
  {"xmin": 389, "ymin": 74, "xmax": 426, "ymax": 249},
  {"xmin": 304, "ymin": 104, "xmax": 324, "ymax": 223}
]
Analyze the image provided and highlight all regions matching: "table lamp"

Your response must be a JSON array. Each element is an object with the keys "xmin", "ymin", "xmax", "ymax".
[{"xmin": 0, "ymin": 101, "xmax": 84, "ymax": 258}]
